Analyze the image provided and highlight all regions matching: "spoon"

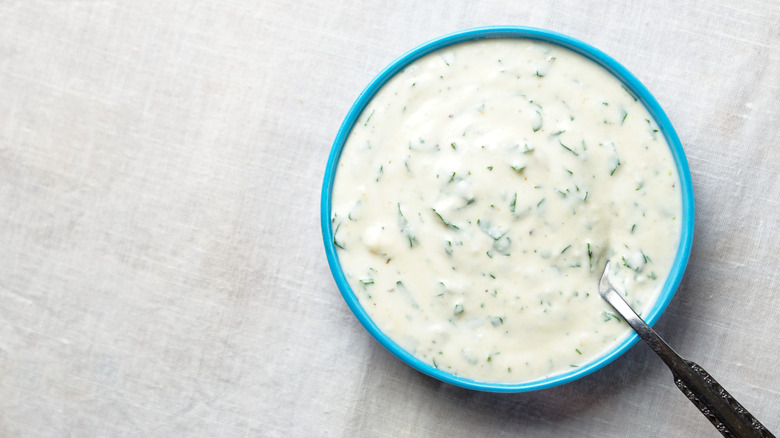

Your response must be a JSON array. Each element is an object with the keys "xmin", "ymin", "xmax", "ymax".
[{"xmin": 598, "ymin": 261, "xmax": 774, "ymax": 437}]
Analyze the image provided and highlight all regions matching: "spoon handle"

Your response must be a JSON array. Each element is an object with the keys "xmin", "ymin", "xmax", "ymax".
[
  {"xmin": 673, "ymin": 359, "xmax": 773, "ymax": 438},
  {"xmin": 598, "ymin": 265, "xmax": 774, "ymax": 437}
]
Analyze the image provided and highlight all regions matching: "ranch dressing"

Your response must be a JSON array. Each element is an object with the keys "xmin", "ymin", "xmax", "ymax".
[{"xmin": 331, "ymin": 39, "xmax": 682, "ymax": 383}]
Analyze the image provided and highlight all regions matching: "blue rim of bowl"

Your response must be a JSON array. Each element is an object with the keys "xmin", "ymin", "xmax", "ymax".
[{"xmin": 320, "ymin": 26, "xmax": 695, "ymax": 392}]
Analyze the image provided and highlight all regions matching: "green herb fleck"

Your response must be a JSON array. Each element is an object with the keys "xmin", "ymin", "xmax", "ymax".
[
  {"xmin": 333, "ymin": 223, "xmax": 345, "ymax": 249},
  {"xmin": 622, "ymin": 256, "xmax": 640, "ymax": 272},
  {"xmin": 559, "ymin": 139, "xmax": 579, "ymax": 156},
  {"xmin": 363, "ymin": 109, "xmax": 375, "ymax": 126},
  {"xmin": 587, "ymin": 243, "xmax": 593, "ymax": 271},
  {"xmin": 397, "ymin": 203, "xmax": 416, "ymax": 247},
  {"xmin": 561, "ymin": 245, "xmax": 571, "ymax": 254},
  {"xmin": 432, "ymin": 208, "xmax": 459, "ymax": 230},
  {"xmin": 610, "ymin": 159, "xmax": 621, "ymax": 176},
  {"xmin": 602, "ymin": 311, "xmax": 622, "ymax": 322},
  {"xmin": 532, "ymin": 109, "xmax": 543, "ymax": 132}
]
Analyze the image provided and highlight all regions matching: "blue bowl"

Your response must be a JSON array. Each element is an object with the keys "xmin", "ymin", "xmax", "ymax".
[{"xmin": 321, "ymin": 26, "xmax": 694, "ymax": 392}]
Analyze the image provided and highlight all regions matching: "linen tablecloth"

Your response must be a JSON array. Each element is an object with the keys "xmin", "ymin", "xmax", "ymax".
[{"xmin": 1, "ymin": 0, "xmax": 778, "ymax": 436}]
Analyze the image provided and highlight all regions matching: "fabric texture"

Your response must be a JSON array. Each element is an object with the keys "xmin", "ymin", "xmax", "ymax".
[{"xmin": 0, "ymin": 0, "xmax": 777, "ymax": 436}]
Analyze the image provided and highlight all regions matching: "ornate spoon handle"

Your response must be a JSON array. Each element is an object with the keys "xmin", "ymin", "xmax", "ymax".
[{"xmin": 599, "ymin": 261, "xmax": 774, "ymax": 437}]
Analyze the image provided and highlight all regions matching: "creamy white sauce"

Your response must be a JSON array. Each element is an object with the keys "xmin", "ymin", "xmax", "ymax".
[{"xmin": 331, "ymin": 39, "xmax": 682, "ymax": 383}]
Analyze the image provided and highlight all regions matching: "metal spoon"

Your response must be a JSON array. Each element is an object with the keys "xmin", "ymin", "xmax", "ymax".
[{"xmin": 598, "ymin": 261, "xmax": 774, "ymax": 437}]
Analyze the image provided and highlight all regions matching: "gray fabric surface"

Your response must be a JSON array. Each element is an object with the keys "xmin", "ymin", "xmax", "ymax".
[{"xmin": 1, "ymin": 0, "xmax": 778, "ymax": 436}]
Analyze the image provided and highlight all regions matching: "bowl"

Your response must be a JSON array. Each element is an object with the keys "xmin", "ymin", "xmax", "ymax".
[{"xmin": 321, "ymin": 26, "xmax": 694, "ymax": 392}]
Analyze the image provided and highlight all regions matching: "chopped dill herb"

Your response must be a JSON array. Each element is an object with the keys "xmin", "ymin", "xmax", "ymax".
[
  {"xmin": 587, "ymin": 243, "xmax": 593, "ymax": 270},
  {"xmin": 559, "ymin": 139, "xmax": 579, "ymax": 156},
  {"xmin": 432, "ymin": 208, "xmax": 459, "ymax": 230},
  {"xmin": 363, "ymin": 109, "xmax": 375, "ymax": 126},
  {"xmin": 397, "ymin": 203, "xmax": 416, "ymax": 247},
  {"xmin": 610, "ymin": 159, "xmax": 621, "ymax": 176},
  {"xmin": 333, "ymin": 223, "xmax": 345, "ymax": 249}
]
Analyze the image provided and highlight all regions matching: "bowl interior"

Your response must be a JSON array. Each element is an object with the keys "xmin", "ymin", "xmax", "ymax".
[{"xmin": 321, "ymin": 26, "xmax": 694, "ymax": 392}]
